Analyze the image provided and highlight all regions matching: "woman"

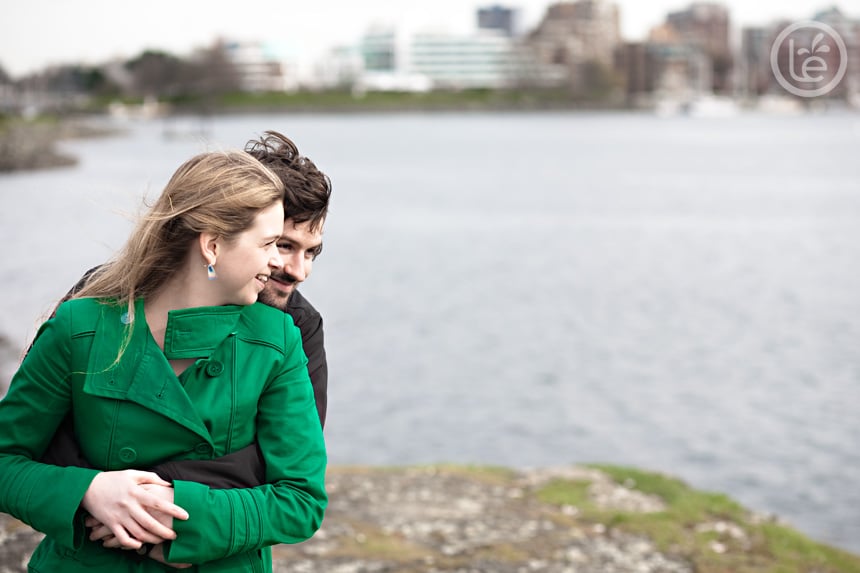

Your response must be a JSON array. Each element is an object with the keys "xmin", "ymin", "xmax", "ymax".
[{"xmin": 0, "ymin": 150, "xmax": 327, "ymax": 572}]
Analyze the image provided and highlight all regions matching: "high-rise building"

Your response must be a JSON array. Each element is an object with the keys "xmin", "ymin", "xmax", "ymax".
[
  {"xmin": 526, "ymin": 0, "xmax": 622, "ymax": 92},
  {"xmin": 738, "ymin": 7, "xmax": 859, "ymax": 102},
  {"xmin": 477, "ymin": 5, "xmax": 519, "ymax": 37},
  {"xmin": 812, "ymin": 7, "xmax": 860, "ymax": 101},
  {"xmin": 357, "ymin": 26, "xmax": 524, "ymax": 91},
  {"xmin": 739, "ymin": 26, "xmax": 774, "ymax": 97},
  {"xmin": 664, "ymin": 2, "xmax": 732, "ymax": 93}
]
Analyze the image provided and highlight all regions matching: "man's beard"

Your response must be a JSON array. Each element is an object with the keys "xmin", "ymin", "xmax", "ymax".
[{"xmin": 257, "ymin": 271, "xmax": 299, "ymax": 311}]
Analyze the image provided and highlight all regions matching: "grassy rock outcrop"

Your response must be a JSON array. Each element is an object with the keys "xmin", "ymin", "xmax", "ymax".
[{"xmin": 1, "ymin": 464, "xmax": 858, "ymax": 572}]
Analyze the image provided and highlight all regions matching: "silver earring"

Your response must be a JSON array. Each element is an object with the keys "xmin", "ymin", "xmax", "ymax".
[{"xmin": 207, "ymin": 263, "xmax": 217, "ymax": 280}]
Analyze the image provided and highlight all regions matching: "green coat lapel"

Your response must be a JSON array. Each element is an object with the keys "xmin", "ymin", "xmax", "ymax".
[{"xmin": 81, "ymin": 299, "xmax": 213, "ymax": 441}]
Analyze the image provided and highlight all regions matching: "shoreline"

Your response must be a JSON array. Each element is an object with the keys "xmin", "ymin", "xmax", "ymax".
[
  {"xmin": 1, "ymin": 464, "xmax": 857, "ymax": 572},
  {"xmin": 0, "ymin": 119, "xmax": 122, "ymax": 173}
]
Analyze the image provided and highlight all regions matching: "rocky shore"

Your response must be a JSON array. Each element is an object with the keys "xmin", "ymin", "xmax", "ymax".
[
  {"xmin": 1, "ymin": 464, "xmax": 858, "ymax": 573},
  {"xmin": 0, "ymin": 119, "xmax": 119, "ymax": 173}
]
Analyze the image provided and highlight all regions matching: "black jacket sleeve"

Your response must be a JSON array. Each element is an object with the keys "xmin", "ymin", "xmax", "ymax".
[
  {"xmin": 40, "ymin": 416, "xmax": 264, "ymax": 489},
  {"xmin": 286, "ymin": 290, "xmax": 328, "ymax": 429}
]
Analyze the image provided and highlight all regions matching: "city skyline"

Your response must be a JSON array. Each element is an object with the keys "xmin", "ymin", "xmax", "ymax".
[{"xmin": 1, "ymin": 0, "xmax": 854, "ymax": 78}]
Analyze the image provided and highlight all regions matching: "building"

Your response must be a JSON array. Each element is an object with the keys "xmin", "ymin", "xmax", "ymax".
[
  {"xmin": 410, "ymin": 31, "xmax": 524, "ymax": 89},
  {"xmin": 222, "ymin": 40, "xmax": 295, "ymax": 92},
  {"xmin": 663, "ymin": 2, "xmax": 732, "ymax": 93},
  {"xmin": 738, "ymin": 26, "xmax": 774, "ymax": 97},
  {"xmin": 315, "ymin": 45, "xmax": 365, "ymax": 90},
  {"xmin": 812, "ymin": 7, "xmax": 860, "ymax": 101},
  {"xmin": 617, "ymin": 41, "xmax": 711, "ymax": 107},
  {"xmin": 526, "ymin": 0, "xmax": 622, "ymax": 92},
  {"xmin": 356, "ymin": 26, "xmax": 525, "ymax": 91},
  {"xmin": 739, "ymin": 7, "xmax": 859, "ymax": 103},
  {"xmin": 477, "ymin": 5, "xmax": 519, "ymax": 37}
]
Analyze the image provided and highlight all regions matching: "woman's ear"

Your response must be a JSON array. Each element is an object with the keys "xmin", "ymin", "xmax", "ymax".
[{"xmin": 199, "ymin": 232, "xmax": 219, "ymax": 265}]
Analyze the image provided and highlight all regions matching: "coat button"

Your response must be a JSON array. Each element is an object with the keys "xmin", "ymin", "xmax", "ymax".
[
  {"xmin": 194, "ymin": 443, "xmax": 213, "ymax": 455},
  {"xmin": 206, "ymin": 361, "xmax": 224, "ymax": 377},
  {"xmin": 118, "ymin": 447, "xmax": 137, "ymax": 463}
]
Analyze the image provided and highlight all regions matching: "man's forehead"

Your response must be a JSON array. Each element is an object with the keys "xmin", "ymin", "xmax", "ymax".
[{"xmin": 281, "ymin": 219, "xmax": 324, "ymax": 241}]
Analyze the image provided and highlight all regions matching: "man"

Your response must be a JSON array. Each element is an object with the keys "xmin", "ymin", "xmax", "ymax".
[{"xmin": 246, "ymin": 131, "xmax": 331, "ymax": 427}]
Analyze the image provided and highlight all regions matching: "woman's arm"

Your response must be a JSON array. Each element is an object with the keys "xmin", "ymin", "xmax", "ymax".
[
  {"xmin": 0, "ymin": 302, "xmax": 102, "ymax": 548},
  {"xmin": 0, "ymin": 302, "xmax": 186, "ymax": 550}
]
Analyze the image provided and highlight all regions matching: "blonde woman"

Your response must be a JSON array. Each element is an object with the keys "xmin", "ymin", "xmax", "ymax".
[{"xmin": 0, "ymin": 150, "xmax": 327, "ymax": 572}]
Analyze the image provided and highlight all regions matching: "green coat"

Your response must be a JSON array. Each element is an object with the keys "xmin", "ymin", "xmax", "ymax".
[{"xmin": 0, "ymin": 298, "xmax": 327, "ymax": 572}]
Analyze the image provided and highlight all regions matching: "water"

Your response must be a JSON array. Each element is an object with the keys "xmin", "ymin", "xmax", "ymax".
[{"xmin": 1, "ymin": 110, "xmax": 859, "ymax": 554}]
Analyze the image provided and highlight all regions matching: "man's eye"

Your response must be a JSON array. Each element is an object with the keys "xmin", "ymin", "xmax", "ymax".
[{"xmin": 278, "ymin": 244, "xmax": 293, "ymax": 252}]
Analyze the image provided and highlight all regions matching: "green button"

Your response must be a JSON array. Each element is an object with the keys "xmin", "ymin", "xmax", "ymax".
[
  {"xmin": 206, "ymin": 361, "xmax": 224, "ymax": 377},
  {"xmin": 194, "ymin": 443, "xmax": 213, "ymax": 455},
  {"xmin": 118, "ymin": 447, "xmax": 137, "ymax": 463}
]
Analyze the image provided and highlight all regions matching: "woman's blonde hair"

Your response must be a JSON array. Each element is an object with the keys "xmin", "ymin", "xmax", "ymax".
[{"xmin": 75, "ymin": 150, "xmax": 284, "ymax": 320}]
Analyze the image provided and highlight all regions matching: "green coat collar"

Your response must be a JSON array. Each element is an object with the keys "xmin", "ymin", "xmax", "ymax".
[{"xmin": 163, "ymin": 304, "xmax": 243, "ymax": 359}]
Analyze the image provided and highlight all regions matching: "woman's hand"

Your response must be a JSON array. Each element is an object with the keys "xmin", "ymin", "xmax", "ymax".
[
  {"xmin": 86, "ymin": 481, "xmax": 192, "ymax": 568},
  {"xmin": 80, "ymin": 470, "xmax": 189, "ymax": 549},
  {"xmin": 88, "ymin": 482, "xmax": 181, "ymax": 545}
]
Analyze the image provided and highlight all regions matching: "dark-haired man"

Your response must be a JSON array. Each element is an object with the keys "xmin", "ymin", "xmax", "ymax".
[{"xmin": 246, "ymin": 130, "xmax": 331, "ymax": 427}]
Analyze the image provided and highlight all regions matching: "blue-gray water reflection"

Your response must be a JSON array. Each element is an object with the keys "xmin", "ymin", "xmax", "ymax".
[{"xmin": 1, "ymin": 111, "xmax": 858, "ymax": 554}]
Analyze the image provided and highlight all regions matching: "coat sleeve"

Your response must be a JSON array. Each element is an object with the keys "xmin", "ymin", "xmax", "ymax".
[
  {"xmin": 0, "ymin": 302, "xmax": 100, "ymax": 549},
  {"xmin": 288, "ymin": 292, "xmax": 328, "ymax": 429},
  {"xmin": 302, "ymin": 312, "xmax": 328, "ymax": 429},
  {"xmin": 165, "ymin": 321, "xmax": 327, "ymax": 564}
]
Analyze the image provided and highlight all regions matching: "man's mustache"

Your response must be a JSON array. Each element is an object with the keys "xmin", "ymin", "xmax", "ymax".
[{"xmin": 271, "ymin": 271, "xmax": 299, "ymax": 285}]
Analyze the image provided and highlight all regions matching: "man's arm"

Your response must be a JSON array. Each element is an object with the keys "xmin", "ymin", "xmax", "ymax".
[
  {"xmin": 286, "ymin": 289, "xmax": 328, "ymax": 428},
  {"xmin": 40, "ymin": 415, "xmax": 266, "ymax": 488}
]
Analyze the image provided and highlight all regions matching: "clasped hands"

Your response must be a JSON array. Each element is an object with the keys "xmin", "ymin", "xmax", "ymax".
[{"xmin": 81, "ymin": 470, "xmax": 191, "ymax": 569}]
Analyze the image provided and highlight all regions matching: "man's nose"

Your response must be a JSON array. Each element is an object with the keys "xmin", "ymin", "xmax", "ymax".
[{"xmin": 283, "ymin": 252, "xmax": 307, "ymax": 281}]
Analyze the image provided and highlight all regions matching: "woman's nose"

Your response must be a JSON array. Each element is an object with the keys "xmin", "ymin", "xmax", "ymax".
[{"xmin": 268, "ymin": 246, "xmax": 284, "ymax": 270}]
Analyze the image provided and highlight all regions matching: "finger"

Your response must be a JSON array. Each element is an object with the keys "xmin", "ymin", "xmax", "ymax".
[
  {"xmin": 130, "ymin": 470, "xmax": 173, "ymax": 488},
  {"xmin": 89, "ymin": 525, "xmax": 113, "ymax": 541},
  {"xmin": 130, "ymin": 485, "xmax": 189, "ymax": 521},
  {"xmin": 102, "ymin": 535, "xmax": 122, "ymax": 549},
  {"xmin": 107, "ymin": 526, "xmax": 142, "ymax": 550},
  {"xmin": 84, "ymin": 516, "xmax": 103, "ymax": 528},
  {"xmin": 123, "ymin": 516, "xmax": 170, "ymax": 544},
  {"xmin": 127, "ymin": 508, "xmax": 177, "ymax": 541},
  {"xmin": 144, "ymin": 496, "xmax": 188, "ymax": 521}
]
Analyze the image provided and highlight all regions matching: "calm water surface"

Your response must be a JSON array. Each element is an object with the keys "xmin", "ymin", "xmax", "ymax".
[{"xmin": 1, "ymin": 111, "xmax": 859, "ymax": 554}]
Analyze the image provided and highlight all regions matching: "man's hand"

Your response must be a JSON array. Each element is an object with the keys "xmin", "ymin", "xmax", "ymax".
[{"xmin": 149, "ymin": 543, "xmax": 192, "ymax": 569}]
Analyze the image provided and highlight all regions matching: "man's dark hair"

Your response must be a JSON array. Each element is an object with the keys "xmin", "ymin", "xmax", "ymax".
[{"xmin": 245, "ymin": 131, "xmax": 331, "ymax": 233}]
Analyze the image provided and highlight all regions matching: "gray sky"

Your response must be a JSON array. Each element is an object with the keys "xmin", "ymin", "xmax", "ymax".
[{"xmin": 1, "ymin": 0, "xmax": 855, "ymax": 77}]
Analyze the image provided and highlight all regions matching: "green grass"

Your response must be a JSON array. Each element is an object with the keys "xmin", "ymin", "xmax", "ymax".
[{"xmin": 534, "ymin": 464, "xmax": 860, "ymax": 573}]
